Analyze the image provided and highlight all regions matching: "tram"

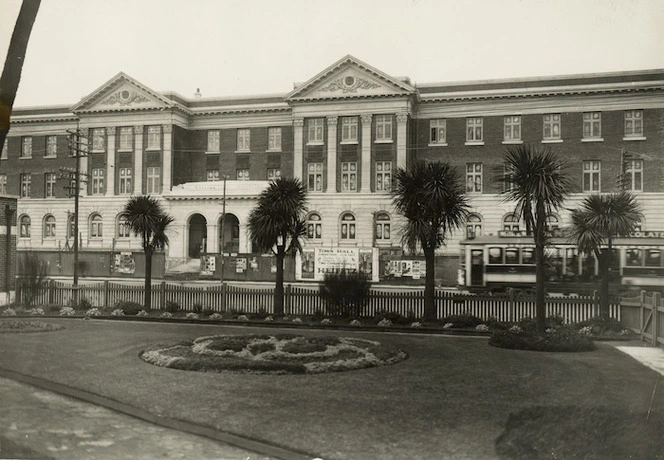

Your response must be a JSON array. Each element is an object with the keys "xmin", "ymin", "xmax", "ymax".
[{"xmin": 458, "ymin": 231, "xmax": 664, "ymax": 294}]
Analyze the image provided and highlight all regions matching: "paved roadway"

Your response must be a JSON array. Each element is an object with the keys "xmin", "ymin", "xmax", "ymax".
[{"xmin": 0, "ymin": 377, "xmax": 272, "ymax": 460}]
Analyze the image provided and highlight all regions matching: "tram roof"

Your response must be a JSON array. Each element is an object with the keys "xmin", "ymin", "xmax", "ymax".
[{"xmin": 460, "ymin": 236, "xmax": 664, "ymax": 246}]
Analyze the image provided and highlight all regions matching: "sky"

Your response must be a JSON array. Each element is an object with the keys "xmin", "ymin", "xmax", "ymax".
[{"xmin": 1, "ymin": 0, "xmax": 663, "ymax": 107}]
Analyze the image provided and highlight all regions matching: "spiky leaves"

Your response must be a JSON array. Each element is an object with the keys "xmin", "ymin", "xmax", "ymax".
[{"xmin": 392, "ymin": 161, "xmax": 470, "ymax": 321}]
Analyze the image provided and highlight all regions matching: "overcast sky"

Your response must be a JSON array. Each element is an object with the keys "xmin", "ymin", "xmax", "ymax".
[{"xmin": 2, "ymin": 0, "xmax": 663, "ymax": 107}]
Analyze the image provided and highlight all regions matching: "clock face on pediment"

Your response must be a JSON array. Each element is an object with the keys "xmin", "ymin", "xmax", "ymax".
[
  {"xmin": 72, "ymin": 73, "xmax": 171, "ymax": 113},
  {"xmin": 287, "ymin": 57, "xmax": 415, "ymax": 101}
]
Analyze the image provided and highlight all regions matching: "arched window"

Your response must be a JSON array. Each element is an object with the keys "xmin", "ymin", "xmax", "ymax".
[
  {"xmin": 340, "ymin": 212, "xmax": 356, "ymax": 240},
  {"xmin": 466, "ymin": 214, "xmax": 482, "ymax": 238},
  {"xmin": 117, "ymin": 214, "xmax": 131, "ymax": 238},
  {"xmin": 19, "ymin": 215, "xmax": 31, "ymax": 238},
  {"xmin": 306, "ymin": 213, "xmax": 322, "ymax": 240},
  {"xmin": 90, "ymin": 214, "xmax": 103, "ymax": 238},
  {"xmin": 502, "ymin": 213, "xmax": 520, "ymax": 232},
  {"xmin": 375, "ymin": 212, "xmax": 391, "ymax": 241},
  {"xmin": 43, "ymin": 215, "xmax": 56, "ymax": 239}
]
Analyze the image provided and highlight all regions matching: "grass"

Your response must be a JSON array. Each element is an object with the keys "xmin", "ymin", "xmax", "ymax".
[
  {"xmin": 0, "ymin": 319, "xmax": 662, "ymax": 459},
  {"xmin": 0, "ymin": 320, "xmax": 64, "ymax": 333}
]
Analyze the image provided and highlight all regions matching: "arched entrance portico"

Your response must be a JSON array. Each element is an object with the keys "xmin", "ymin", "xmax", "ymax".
[
  {"xmin": 188, "ymin": 214, "xmax": 207, "ymax": 258},
  {"xmin": 219, "ymin": 214, "xmax": 240, "ymax": 254}
]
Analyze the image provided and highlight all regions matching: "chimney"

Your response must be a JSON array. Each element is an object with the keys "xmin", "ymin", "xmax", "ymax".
[{"xmin": 194, "ymin": 88, "xmax": 202, "ymax": 98}]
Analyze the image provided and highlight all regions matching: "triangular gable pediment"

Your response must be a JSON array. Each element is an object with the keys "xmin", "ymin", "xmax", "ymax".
[
  {"xmin": 286, "ymin": 55, "xmax": 416, "ymax": 102},
  {"xmin": 71, "ymin": 72, "xmax": 173, "ymax": 113}
]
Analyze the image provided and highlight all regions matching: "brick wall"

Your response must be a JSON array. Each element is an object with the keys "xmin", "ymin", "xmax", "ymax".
[{"xmin": 0, "ymin": 196, "xmax": 17, "ymax": 292}]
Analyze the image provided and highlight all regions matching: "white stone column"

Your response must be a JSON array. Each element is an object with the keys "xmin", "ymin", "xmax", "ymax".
[
  {"xmin": 326, "ymin": 116, "xmax": 337, "ymax": 192},
  {"xmin": 239, "ymin": 221, "xmax": 250, "ymax": 253},
  {"xmin": 106, "ymin": 127, "xmax": 115, "ymax": 196},
  {"xmin": 360, "ymin": 114, "xmax": 372, "ymax": 192},
  {"xmin": 133, "ymin": 125, "xmax": 143, "ymax": 195},
  {"xmin": 396, "ymin": 112, "xmax": 408, "ymax": 171},
  {"xmin": 162, "ymin": 124, "xmax": 172, "ymax": 192},
  {"xmin": 79, "ymin": 128, "xmax": 89, "ymax": 196},
  {"xmin": 293, "ymin": 118, "xmax": 304, "ymax": 181},
  {"xmin": 206, "ymin": 222, "xmax": 218, "ymax": 254}
]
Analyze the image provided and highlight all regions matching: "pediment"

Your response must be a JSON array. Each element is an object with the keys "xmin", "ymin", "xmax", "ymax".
[
  {"xmin": 72, "ymin": 72, "xmax": 173, "ymax": 113},
  {"xmin": 286, "ymin": 55, "xmax": 416, "ymax": 102}
]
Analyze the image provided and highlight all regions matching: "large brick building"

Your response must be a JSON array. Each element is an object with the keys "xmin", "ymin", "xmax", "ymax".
[{"xmin": 2, "ymin": 56, "xmax": 663, "ymax": 285}]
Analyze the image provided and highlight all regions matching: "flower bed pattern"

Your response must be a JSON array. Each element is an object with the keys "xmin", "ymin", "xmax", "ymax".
[
  {"xmin": 0, "ymin": 320, "xmax": 64, "ymax": 333},
  {"xmin": 140, "ymin": 334, "xmax": 407, "ymax": 374}
]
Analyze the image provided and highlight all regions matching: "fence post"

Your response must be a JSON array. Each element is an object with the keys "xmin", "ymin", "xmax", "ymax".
[
  {"xmin": 48, "ymin": 279, "xmax": 55, "ymax": 306},
  {"xmin": 652, "ymin": 292, "xmax": 660, "ymax": 346},
  {"xmin": 221, "ymin": 282, "xmax": 226, "ymax": 312},
  {"xmin": 592, "ymin": 290, "xmax": 599, "ymax": 318},
  {"xmin": 639, "ymin": 290, "xmax": 647, "ymax": 341},
  {"xmin": 103, "ymin": 280, "xmax": 109, "ymax": 309},
  {"xmin": 159, "ymin": 282, "xmax": 166, "ymax": 310},
  {"xmin": 284, "ymin": 284, "xmax": 291, "ymax": 316},
  {"xmin": 14, "ymin": 277, "xmax": 20, "ymax": 305},
  {"xmin": 507, "ymin": 288, "xmax": 515, "ymax": 322}
]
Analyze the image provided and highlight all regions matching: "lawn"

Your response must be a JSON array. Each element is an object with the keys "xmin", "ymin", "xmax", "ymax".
[{"xmin": 0, "ymin": 319, "xmax": 662, "ymax": 459}]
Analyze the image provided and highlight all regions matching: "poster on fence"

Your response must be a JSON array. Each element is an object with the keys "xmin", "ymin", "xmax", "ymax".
[
  {"xmin": 112, "ymin": 252, "xmax": 135, "ymax": 274},
  {"xmin": 236, "ymin": 257, "xmax": 246, "ymax": 273},
  {"xmin": 296, "ymin": 247, "xmax": 378, "ymax": 281},
  {"xmin": 200, "ymin": 256, "xmax": 216, "ymax": 276}
]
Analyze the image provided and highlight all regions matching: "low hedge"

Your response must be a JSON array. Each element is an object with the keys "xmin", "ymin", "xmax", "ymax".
[{"xmin": 489, "ymin": 326, "xmax": 595, "ymax": 352}]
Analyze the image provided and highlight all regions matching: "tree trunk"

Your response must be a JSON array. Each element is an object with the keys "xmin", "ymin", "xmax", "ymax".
[
  {"xmin": 599, "ymin": 238, "xmax": 613, "ymax": 318},
  {"xmin": 534, "ymin": 202, "xmax": 547, "ymax": 333},
  {"xmin": 0, "ymin": 0, "xmax": 41, "ymax": 152},
  {"xmin": 423, "ymin": 246, "xmax": 436, "ymax": 322},
  {"xmin": 145, "ymin": 251, "xmax": 152, "ymax": 310},
  {"xmin": 274, "ymin": 245, "xmax": 285, "ymax": 317}
]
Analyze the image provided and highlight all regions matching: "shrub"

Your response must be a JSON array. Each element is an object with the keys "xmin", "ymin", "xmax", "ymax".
[
  {"xmin": 116, "ymin": 301, "xmax": 142, "ymax": 316},
  {"xmin": 264, "ymin": 316, "xmax": 274, "ymax": 322},
  {"xmin": 377, "ymin": 318, "xmax": 393, "ymax": 327},
  {"xmin": 375, "ymin": 310, "xmax": 409, "ymax": 325},
  {"xmin": 59, "ymin": 307, "xmax": 75, "ymax": 317},
  {"xmin": 48, "ymin": 305, "xmax": 61, "ymax": 313},
  {"xmin": 237, "ymin": 314, "xmax": 249, "ymax": 321},
  {"xmin": 78, "ymin": 298, "xmax": 92, "ymax": 310},
  {"xmin": 185, "ymin": 312, "xmax": 199, "ymax": 320},
  {"xmin": 410, "ymin": 322, "xmax": 422, "ymax": 328},
  {"xmin": 18, "ymin": 253, "xmax": 48, "ymax": 307},
  {"xmin": 350, "ymin": 319, "xmax": 361, "ymax": 326},
  {"xmin": 111, "ymin": 309, "xmax": 124, "ymax": 316},
  {"xmin": 202, "ymin": 308, "xmax": 214, "ymax": 316},
  {"xmin": 518, "ymin": 315, "xmax": 567, "ymax": 333},
  {"xmin": 311, "ymin": 309, "xmax": 325, "ymax": 322},
  {"xmin": 85, "ymin": 308, "xmax": 102, "ymax": 317},
  {"xmin": 165, "ymin": 300, "xmax": 180, "ymax": 313},
  {"xmin": 2, "ymin": 308, "xmax": 16, "ymax": 316},
  {"xmin": 30, "ymin": 308, "xmax": 45, "ymax": 316},
  {"xmin": 575, "ymin": 316, "xmax": 626, "ymax": 335},
  {"xmin": 137, "ymin": 310, "xmax": 149, "ymax": 317},
  {"xmin": 192, "ymin": 303, "xmax": 203, "ymax": 314},
  {"xmin": 320, "ymin": 318, "xmax": 332, "ymax": 325},
  {"xmin": 249, "ymin": 308, "xmax": 270, "ymax": 320},
  {"xmin": 441, "ymin": 313, "xmax": 483, "ymax": 328},
  {"xmin": 443, "ymin": 322, "xmax": 454, "ymax": 329},
  {"xmin": 320, "ymin": 270, "xmax": 370, "ymax": 318},
  {"xmin": 476, "ymin": 324, "xmax": 490, "ymax": 332},
  {"xmin": 489, "ymin": 325, "xmax": 595, "ymax": 352},
  {"xmin": 208, "ymin": 313, "xmax": 223, "ymax": 320},
  {"xmin": 160, "ymin": 312, "xmax": 173, "ymax": 318},
  {"xmin": 292, "ymin": 317, "xmax": 302, "ymax": 323}
]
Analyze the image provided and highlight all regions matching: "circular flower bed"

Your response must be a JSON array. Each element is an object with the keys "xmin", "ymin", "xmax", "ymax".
[
  {"xmin": 0, "ymin": 320, "xmax": 64, "ymax": 333},
  {"xmin": 140, "ymin": 334, "xmax": 407, "ymax": 374}
]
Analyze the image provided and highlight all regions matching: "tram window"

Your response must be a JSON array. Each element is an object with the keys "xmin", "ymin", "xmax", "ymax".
[
  {"xmin": 488, "ymin": 247, "xmax": 503, "ymax": 264},
  {"xmin": 565, "ymin": 248, "xmax": 579, "ymax": 276},
  {"xmin": 581, "ymin": 255, "xmax": 596, "ymax": 278},
  {"xmin": 505, "ymin": 248, "xmax": 519, "ymax": 265},
  {"xmin": 626, "ymin": 249, "xmax": 643, "ymax": 267},
  {"xmin": 645, "ymin": 249, "xmax": 662, "ymax": 267},
  {"xmin": 521, "ymin": 248, "xmax": 535, "ymax": 264},
  {"xmin": 547, "ymin": 248, "xmax": 564, "ymax": 281}
]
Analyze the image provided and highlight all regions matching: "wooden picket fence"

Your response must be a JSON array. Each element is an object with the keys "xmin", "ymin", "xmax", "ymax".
[{"xmin": 15, "ymin": 278, "xmax": 620, "ymax": 323}]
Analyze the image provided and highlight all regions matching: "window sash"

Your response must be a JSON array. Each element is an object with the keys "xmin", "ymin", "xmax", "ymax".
[
  {"xmin": 624, "ymin": 110, "xmax": 643, "ymax": 137},
  {"xmin": 341, "ymin": 118, "xmax": 358, "ymax": 142},
  {"xmin": 46, "ymin": 136, "xmax": 57, "ymax": 156},
  {"xmin": 44, "ymin": 217, "xmax": 56, "ymax": 238},
  {"xmin": 466, "ymin": 163, "xmax": 482, "ymax": 193},
  {"xmin": 237, "ymin": 129, "xmax": 250, "ymax": 151},
  {"xmin": 207, "ymin": 170, "xmax": 220, "ymax": 181},
  {"xmin": 308, "ymin": 163, "xmax": 323, "ymax": 191},
  {"xmin": 583, "ymin": 112, "xmax": 601, "ymax": 138},
  {"xmin": 92, "ymin": 129, "xmax": 105, "ymax": 151},
  {"xmin": 21, "ymin": 137, "xmax": 32, "ymax": 157},
  {"xmin": 466, "ymin": 118, "xmax": 483, "ymax": 141},
  {"xmin": 119, "ymin": 128, "xmax": 133, "ymax": 150},
  {"xmin": 341, "ymin": 162, "xmax": 357, "ymax": 191},
  {"xmin": 543, "ymin": 114, "xmax": 561, "ymax": 139},
  {"xmin": 20, "ymin": 174, "xmax": 31, "ymax": 197},
  {"xmin": 504, "ymin": 116, "xmax": 521, "ymax": 140},
  {"xmin": 375, "ymin": 161, "xmax": 392, "ymax": 191},
  {"xmin": 20, "ymin": 217, "xmax": 31, "ymax": 237},
  {"xmin": 119, "ymin": 168, "xmax": 132, "ymax": 194},
  {"xmin": 45, "ymin": 173, "xmax": 56, "ymax": 197},
  {"xmin": 375, "ymin": 115, "xmax": 392, "ymax": 140},
  {"xmin": 147, "ymin": 167, "xmax": 160, "ymax": 194},
  {"xmin": 92, "ymin": 169, "xmax": 104, "ymax": 195},
  {"xmin": 0, "ymin": 175, "xmax": 6, "ymax": 194},
  {"xmin": 430, "ymin": 119, "xmax": 446, "ymax": 143},
  {"xmin": 267, "ymin": 168, "xmax": 281, "ymax": 180},
  {"xmin": 207, "ymin": 130, "xmax": 220, "ymax": 152},
  {"xmin": 268, "ymin": 128, "xmax": 282, "ymax": 150},
  {"xmin": 582, "ymin": 161, "xmax": 601, "ymax": 192},
  {"xmin": 307, "ymin": 119, "xmax": 324, "ymax": 143},
  {"xmin": 626, "ymin": 160, "xmax": 643, "ymax": 191},
  {"xmin": 237, "ymin": 169, "xmax": 250, "ymax": 180},
  {"xmin": 147, "ymin": 126, "xmax": 161, "ymax": 149}
]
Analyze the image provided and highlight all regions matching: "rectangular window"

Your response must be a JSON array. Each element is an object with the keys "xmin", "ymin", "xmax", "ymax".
[
  {"xmin": 91, "ymin": 168, "xmax": 104, "ymax": 195},
  {"xmin": 267, "ymin": 168, "xmax": 281, "ymax": 181},
  {"xmin": 583, "ymin": 160, "xmax": 601, "ymax": 192},
  {"xmin": 147, "ymin": 126, "xmax": 161, "ymax": 149},
  {"xmin": 46, "ymin": 136, "xmax": 57, "ymax": 156},
  {"xmin": 45, "ymin": 173, "xmax": 56, "ymax": 198},
  {"xmin": 341, "ymin": 162, "xmax": 357, "ymax": 191},
  {"xmin": 21, "ymin": 137, "xmax": 32, "ymax": 157},
  {"xmin": 206, "ymin": 169, "xmax": 220, "ymax": 181},
  {"xmin": 488, "ymin": 247, "xmax": 503, "ymax": 264},
  {"xmin": 119, "ymin": 127, "xmax": 133, "ymax": 150},
  {"xmin": 341, "ymin": 117, "xmax": 358, "ymax": 143},
  {"xmin": 206, "ymin": 130, "xmax": 219, "ymax": 153},
  {"xmin": 583, "ymin": 112, "xmax": 602, "ymax": 139},
  {"xmin": 626, "ymin": 159, "xmax": 643, "ymax": 191},
  {"xmin": 268, "ymin": 127, "xmax": 282, "ymax": 151},
  {"xmin": 0, "ymin": 174, "xmax": 6, "ymax": 194},
  {"xmin": 504, "ymin": 116, "xmax": 521, "ymax": 141},
  {"xmin": 624, "ymin": 110, "xmax": 643, "ymax": 138},
  {"xmin": 429, "ymin": 119, "xmax": 446, "ymax": 144},
  {"xmin": 503, "ymin": 164, "xmax": 515, "ymax": 193},
  {"xmin": 307, "ymin": 118, "xmax": 324, "ymax": 144},
  {"xmin": 237, "ymin": 169, "xmax": 250, "ymax": 180},
  {"xmin": 466, "ymin": 117, "xmax": 483, "ymax": 142},
  {"xmin": 237, "ymin": 129, "xmax": 250, "ymax": 151},
  {"xmin": 92, "ymin": 128, "xmax": 105, "ymax": 151},
  {"xmin": 307, "ymin": 163, "xmax": 323, "ymax": 192},
  {"xmin": 375, "ymin": 115, "xmax": 392, "ymax": 141},
  {"xmin": 375, "ymin": 161, "xmax": 392, "ymax": 191},
  {"xmin": 20, "ymin": 173, "xmax": 31, "ymax": 198},
  {"xmin": 543, "ymin": 114, "xmax": 561, "ymax": 140},
  {"xmin": 146, "ymin": 166, "xmax": 161, "ymax": 194},
  {"xmin": 119, "ymin": 168, "xmax": 132, "ymax": 194},
  {"xmin": 466, "ymin": 163, "xmax": 482, "ymax": 193}
]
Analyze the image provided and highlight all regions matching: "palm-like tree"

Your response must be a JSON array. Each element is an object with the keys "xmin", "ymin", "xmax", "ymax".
[
  {"xmin": 123, "ymin": 196, "xmax": 175, "ymax": 310},
  {"xmin": 569, "ymin": 192, "xmax": 642, "ymax": 318},
  {"xmin": 392, "ymin": 161, "xmax": 469, "ymax": 322},
  {"xmin": 500, "ymin": 145, "xmax": 572, "ymax": 333},
  {"xmin": 248, "ymin": 177, "xmax": 307, "ymax": 316}
]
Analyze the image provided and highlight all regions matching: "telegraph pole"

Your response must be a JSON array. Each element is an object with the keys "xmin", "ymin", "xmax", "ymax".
[
  {"xmin": 219, "ymin": 175, "xmax": 227, "ymax": 283},
  {"xmin": 63, "ymin": 129, "xmax": 88, "ymax": 304}
]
